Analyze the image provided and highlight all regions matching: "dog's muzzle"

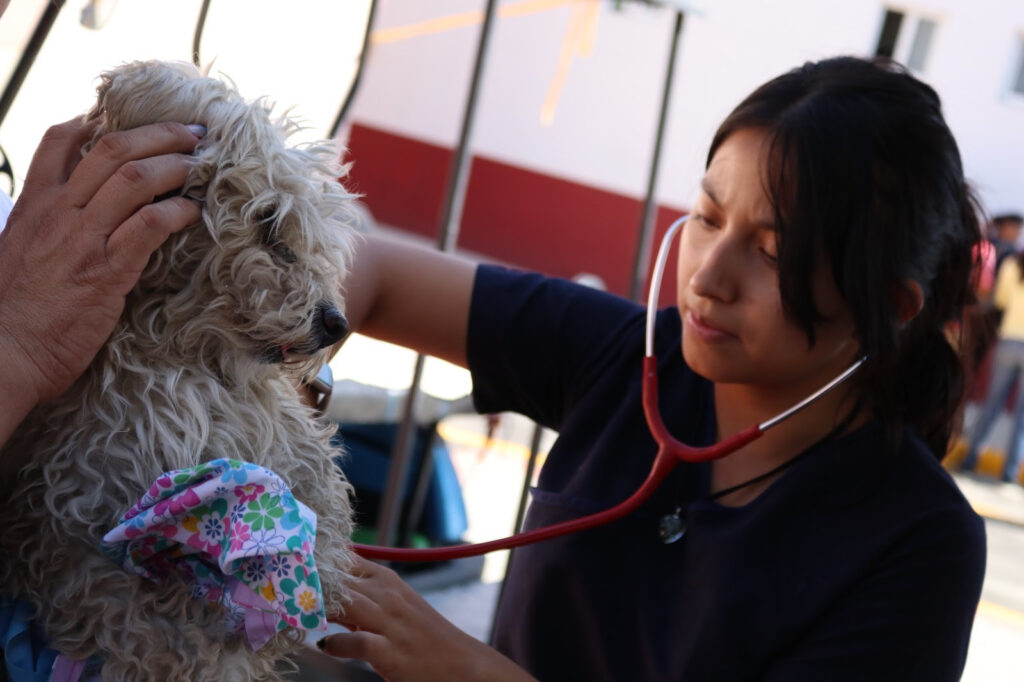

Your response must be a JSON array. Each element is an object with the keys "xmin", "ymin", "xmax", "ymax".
[
  {"xmin": 316, "ymin": 302, "xmax": 349, "ymax": 348},
  {"xmin": 266, "ymin": 302, "xmax": 349, "ymax": 363}
]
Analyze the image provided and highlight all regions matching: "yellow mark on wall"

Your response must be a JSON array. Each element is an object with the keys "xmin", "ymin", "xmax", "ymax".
[
  {"xmin": 540, "ymin": 0, "xmax": 599, "ymax": 126},
  {"xmin": 370, "ymin": 0, "xmax": 589, "ymax": 45}
]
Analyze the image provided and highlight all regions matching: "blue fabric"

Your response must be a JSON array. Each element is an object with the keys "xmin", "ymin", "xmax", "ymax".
[
  {"xmin": 334, "ymin": 423, "xmax": 469, "ymax": 544},
  {"xmin": 0, "ymin": 595, "xmax": 58, "ymax": 682},
  {"xmin": 468, "ymin": 265, "xmax": 986, "ymax": 682}
]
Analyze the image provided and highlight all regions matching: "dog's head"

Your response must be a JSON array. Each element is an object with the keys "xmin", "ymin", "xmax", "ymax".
[{"xmin": 84, "ymin": 60, "xmax": 355, "ymax": 379}]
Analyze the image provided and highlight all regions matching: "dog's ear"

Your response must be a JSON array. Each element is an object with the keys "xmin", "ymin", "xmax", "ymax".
[
  {"xmin": 84, "ymin": 60, "xmax": 206, "ymax": 144},
  {"xmin": 83, "ymin": 69, "xmax": 117, "ymax": 137},
  {"xmin": 82, "ymin": 62, "xmax": 143, "ymax": 151}
]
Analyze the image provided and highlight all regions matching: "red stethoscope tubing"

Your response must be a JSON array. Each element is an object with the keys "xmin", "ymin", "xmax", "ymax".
[
  {"xmin": 353, "ymin": 216, "xmax": 863, "ymax": 561},
  {"xmin": 352, "ymin": 356, "xmax": 764, "ymax": 561}
]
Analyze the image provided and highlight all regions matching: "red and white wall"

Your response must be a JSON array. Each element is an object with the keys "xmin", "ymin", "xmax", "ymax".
[{"xmin": 338, "ymin": 0, "xmax": 1024, "ymax": 298}]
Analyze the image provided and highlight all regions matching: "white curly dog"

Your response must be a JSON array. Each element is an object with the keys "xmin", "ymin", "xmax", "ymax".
[{"xmin": 0, "ymin": 60, "xmax": 357, "ymax": 680}]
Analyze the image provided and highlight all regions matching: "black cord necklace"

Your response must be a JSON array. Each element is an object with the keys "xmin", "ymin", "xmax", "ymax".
[{"xmin": 657, "ymin": 444, "xmax": 818, "ymax": 544}]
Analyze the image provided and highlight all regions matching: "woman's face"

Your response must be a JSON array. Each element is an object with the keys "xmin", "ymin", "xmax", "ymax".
[{"xmin": 676, "ymin": 128, "xmax": 860, "ymax": 396}]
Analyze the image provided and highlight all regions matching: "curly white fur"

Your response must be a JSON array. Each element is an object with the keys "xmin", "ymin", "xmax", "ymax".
[{"xmin": 0, "ymin": 60, "xmax": 357, "ymax": 681}]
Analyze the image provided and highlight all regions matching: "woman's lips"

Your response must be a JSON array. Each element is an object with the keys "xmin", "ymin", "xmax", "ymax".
[{"xmin": 684, "ymin": 310, "xmax": 736, "ymax": 342}]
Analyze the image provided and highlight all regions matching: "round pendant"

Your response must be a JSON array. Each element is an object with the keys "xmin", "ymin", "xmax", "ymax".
[{"xmin": 658, "ymin": 512, "xmax": 686, "ymax": 544}]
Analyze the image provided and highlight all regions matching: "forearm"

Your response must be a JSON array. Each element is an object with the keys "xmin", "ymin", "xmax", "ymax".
[
  {"xmin": 459, "ymin": 647, "xmax": 538, "ymax": 682},
  {"xmin": 340, "ymin": 230, "xmax": 476, "ymax": 368}
]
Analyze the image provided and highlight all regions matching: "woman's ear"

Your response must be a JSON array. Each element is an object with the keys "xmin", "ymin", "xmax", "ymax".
[{"xmin": 893, "ymin": 280, "xmax": 925, "ymax": 325}]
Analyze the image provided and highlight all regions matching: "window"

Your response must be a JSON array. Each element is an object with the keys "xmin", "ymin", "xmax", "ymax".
[
  {"xmin": 875, "ymin": 9, "xmax": 904, "ymax": 59},
  {"xmin": 906, "ymin": 18, "xmax": 937, "ymax": 72},
  {"xmin": 1013, "ymin": 37, "xmax": 1024, "ymax": 96},
  {"xmin": 874, "ymin": 8, "xmax": 939, "ymax": 73}
]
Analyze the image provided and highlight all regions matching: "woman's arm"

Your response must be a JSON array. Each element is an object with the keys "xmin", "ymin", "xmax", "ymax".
[
  {"xmin": 340, "ymin": 231, "xmax": 477, "ymax": 368},
  {"xmin": 330, "ymin": 240, "xmax": 535, "ymax": 680},
  {"xmin": 321, "ymin": 556, "xmax": 536, "ymax": 682}
]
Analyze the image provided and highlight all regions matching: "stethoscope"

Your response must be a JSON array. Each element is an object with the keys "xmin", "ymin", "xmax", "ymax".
[{"xmin": 353, "ymin": 215, "xmax": 866, "ymax": 561}]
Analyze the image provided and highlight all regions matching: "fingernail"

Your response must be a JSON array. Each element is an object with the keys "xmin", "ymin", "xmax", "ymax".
[
  {"xmin": 315, "ymin": 637, "xmax": 326, "ymax": 650},
  {"xmin": 186, "ymin": 124, "xmax": 207, "ymax": 139}
]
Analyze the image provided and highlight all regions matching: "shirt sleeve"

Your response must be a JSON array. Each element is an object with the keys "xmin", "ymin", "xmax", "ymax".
[
  {"xmin": 762, "ymin": 505, "xmax": 986, "ymax": 682},
  {"xmin": 466, "ymin": 264, "xmax": 645, "ymax": 430}
]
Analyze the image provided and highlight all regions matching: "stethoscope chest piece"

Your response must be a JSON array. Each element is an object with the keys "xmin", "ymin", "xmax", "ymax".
[{"xmin": 658, "ymin": 508, "xmax": 686, "ymax": 544}]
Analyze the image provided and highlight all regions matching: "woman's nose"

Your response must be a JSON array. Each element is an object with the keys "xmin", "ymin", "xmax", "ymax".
[{"xmin": 689, "ymin": 238, "xmax": 740, "ymax": 303}]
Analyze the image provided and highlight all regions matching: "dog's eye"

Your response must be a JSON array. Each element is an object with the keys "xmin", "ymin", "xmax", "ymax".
[
  {"xmin": 255, "ymin": 207, "xmax": 279, "ymax": 244},
  {"xmin": 255, "ymin": 207, "xmax": 277, "ymax": 228},
  {"xmin": 254, "ymin": 206, "xmax": 294, "ymax": 263},
  {"xmin": 273, "ymin": 243, "xmax": 297, "ymax": 264}
]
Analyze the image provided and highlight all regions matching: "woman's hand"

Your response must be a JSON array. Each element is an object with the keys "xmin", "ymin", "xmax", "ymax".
[
  {"xmin": 321, "ymin": 555, "xmax": 536, "ymax": 682},
  {"xmin": 0, "ymin": 117, "xmax": 203, "ymax": 444}
]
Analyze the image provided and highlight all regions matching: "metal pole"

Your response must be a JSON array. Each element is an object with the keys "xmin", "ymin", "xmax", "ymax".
[
  {"xmin": 375, "ymin": 0, "xmax": 500, "ymax": 549},
  {"xmin": 329, "ymin": 0, "xmax": 379, "ymax": 138},
  {"xmin": 435, "ymin": 0, "xmax": 499, "ymax": 253},
  {"xmin": 512, "ymin": 424, "xmax": 544, "ymax": 534},
  {"xmin": 489, "ymin": 421, "xmax": 543, "ymax": 644},
  {"xmin": 628, "ymin": 9, "xmax": 684, "ymax": 302},
  {"xmin": 0, "ymin": 0, "xmax": 67, "ymax": 128},
  {"xmin": 191, "ymin": 0, "xmax": 212, "ymax": 67},
  {"xmin": 401, "ymin": 427, "xmax": 440, "ymax": 547},
  {"xmin": 375, "ymin": 353, "xmax": 426, "ymax": 547}
]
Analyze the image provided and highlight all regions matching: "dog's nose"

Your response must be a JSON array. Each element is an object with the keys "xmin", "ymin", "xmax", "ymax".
[{"xmin": 319, "ymin": 304, "xmax": 350, "ymax": 346}]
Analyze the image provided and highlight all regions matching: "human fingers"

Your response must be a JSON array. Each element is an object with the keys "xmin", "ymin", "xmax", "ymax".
[
  {"xmin": 329, "ymin": 586, "xmax": 386, "ymax": 625},
  {"xmin": 349, "ymin": 554, "xmax": 393, "ymax": 580},
  {"xmin": 342, "ymin": 559, "xmax": 429, "ymax": 619},
  {"xmin": 317, "ymin": 630, "xmax": 395, "ymax": 678},
  {"xmin": 103, "ymin": 196, "xmax": 201, "ymax": 293},
  {"xmin": 81, "ymin": 152, "xmax": 195, "ymax": 238},
  {"xmin": 20, "ymin": 117, "xmax": 94, "ymax": 189},
  {"xmin": 321, "ymin": 597, "xmax": 532, "ymax": 682},
  {"xmin": 65, "ymin": 121, "xmax": 203, "ymax": 207}
]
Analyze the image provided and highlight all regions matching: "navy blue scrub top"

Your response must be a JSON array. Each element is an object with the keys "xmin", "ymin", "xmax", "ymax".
[{"xmin": 467, "ymin": 265, "xmax": 985, "ymax": 682}]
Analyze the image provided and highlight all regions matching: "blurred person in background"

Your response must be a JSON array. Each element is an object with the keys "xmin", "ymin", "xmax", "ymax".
[
  {"xmin": 961, "ymin": 233, "xmax": 1024, "ymax": 484},
  {"xmin": 987, "ymin": 212, "xmax": 1023, "ymax": 274}
]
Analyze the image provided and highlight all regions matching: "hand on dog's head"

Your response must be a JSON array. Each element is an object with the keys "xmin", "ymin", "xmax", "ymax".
[{"xmin": 84, "ymin": 60, "xmax": 355, "ymax": 380}]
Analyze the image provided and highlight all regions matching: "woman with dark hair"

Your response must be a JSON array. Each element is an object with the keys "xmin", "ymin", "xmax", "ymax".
[{"xmin": 321, "ymin": 56, "xmax": 986, "ymax": 681}]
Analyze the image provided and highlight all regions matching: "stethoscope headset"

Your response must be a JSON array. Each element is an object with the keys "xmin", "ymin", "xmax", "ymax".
[{"xmin": 353, "ymin": 215, "xmax": 866, "ymax": 561}]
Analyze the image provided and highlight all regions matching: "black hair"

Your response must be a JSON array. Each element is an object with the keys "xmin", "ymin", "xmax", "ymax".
[
  {"xmin": 707, "ymin": 56, "xmax": 985, "ymax": 458},
  {"xmin": 993, "ymin": 213, "xmax": 1023, "ymax": 225}
]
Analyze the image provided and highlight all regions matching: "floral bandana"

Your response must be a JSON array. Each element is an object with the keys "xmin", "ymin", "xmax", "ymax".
[{"xmin": 100, "ymin": 459, "xmax": 327, "ymax": 650}]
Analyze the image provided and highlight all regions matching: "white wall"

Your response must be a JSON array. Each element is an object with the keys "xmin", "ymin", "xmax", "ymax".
[
  {"xmin": 914, "ymin": 0, "xmax": 1024, "ymax": 215},
  {"xmin": 349, "ymin": 0, "xmax": 1024, "ymax": 216},
  {"xmin": 0, "ymin": 0, "xmax": 373, "ymax": 195},
  {"xmin": 0, "ymin": 0, "xmax": 1015, "ymax": 213}
]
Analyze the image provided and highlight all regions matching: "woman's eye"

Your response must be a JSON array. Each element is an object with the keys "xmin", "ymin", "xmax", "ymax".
[
  {"xmin": 759, "ymin": 247, "xmax": 778, "ymax": 266},
  {"xmin": 692, "ymin": 213, "xmax": 717, "ymax": 228}
]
